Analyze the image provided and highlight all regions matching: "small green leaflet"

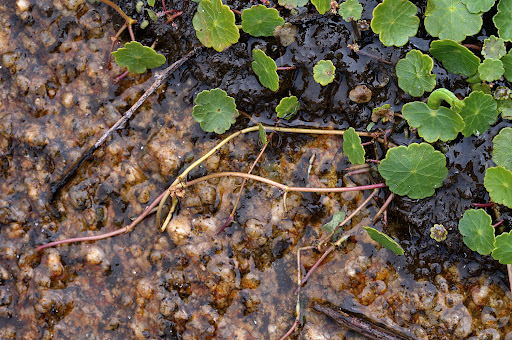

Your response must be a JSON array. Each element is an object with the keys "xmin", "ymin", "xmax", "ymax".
[
  {"xmin": 482, "ymin": 36, "xmax": 506, "ymax": 60},
  {"xmin": 458, "ymin": 209, "xmax": 496, "ymax": 256},
  {"xmin": 192, "ymin": 88, "xmax": 239, "ymax": 134},
  {"xmin": 241, "ymin": 5, "xmax": 284, "ymax": 37},
  {"xmin": 484, "ymin": 166, "xmax": 512, "ymax": 208},
  {"xmin": 147, "ymin": 0, "xmax": 156, "ymax": 6},
  {"xmin": 111, "ymin": 41, "xmax": 166, "ymax": 73},
  {"xmin": 313, "ymin": 60, "xmax": 336, "ymax": 86},
  {"xmin": 430, "ymin": 224, "xmax": 448, "ymax": 242},
  {"xmin": 501, "ymin": 51, "xmax": 512, "ymax": 82},
  {"xmin": 402, "ymin": 102, "xmax": 465, "ymax": 142},
  {"xmin": 146, "ymin": 9, "xmax": 158, "ymax": 21},
  {"xmin": 493, "ymin": 0, "xmax": 512, "ymax": 41},
  {"xmin": 395, "ymin": 50, "xmax": 436, "ymax": 97},
  {"xmin": 478, "ymin": 58, "xmax": 504, "ymax": 82},
  {"xmin": 493, "ymin": 127, "xmax": 512, "ymax": 171},
  {"xmin": 461, "ymin": 0, "xmax": 495, "ymax": 13},
  {"xmin": 363, "ymin": 227, "xmax": 404, "ymax": 255},
  {"xmin": 338, "ymin": 0, "xmax": 363, "ymax": 21},
  {"xmin": 370, "ymin": 0, "xmax": 419, "ymax": 47},
  {"xmin": 492, "ymin": 232, "xmax": 512, "ymax": 264},
  {"xmin": 258, "ymin": 123, "xmax": 267, "ymax": 144},
  {"xmin": 192, "ymin": 0, "xmax": 240, "ymax": 52},
  {"xmin": 278, "ymin": 0, "xmax": 308, "ymax": 9},
  {"xmin": 429, "ymin": 40, "xmax": 479, "ymax": 77},
  {"xmin": 252, "ymin": 49, "xmax": 279, "ymax": 91},
  {"xmin": 322, "ymin": 211, "xmax": 346, "ymax": 235},
  {"xmin": 498, "ymin": 99, "xmax": 512, "ymax": 119},
  {"xmin": 459, "ymin": 91, "xmax": 498, "ymax": 137},
  {"xmin": 425, "ymin": 0, "xmax": 482, "ymax": 42},
  {"xmin": 312, "ymin": 0, "xmax": 331, "ymax": 14},
  {"xmin": 378, "ymin": 143, "xmax": 448, "ymax": 199},
  {"xmin": 276, "ymin": 95, "xmax": 300, "ymax": 119},
  {"xmin": 343, "ymin": 127, "xmax": 365, "ymax": 165}
]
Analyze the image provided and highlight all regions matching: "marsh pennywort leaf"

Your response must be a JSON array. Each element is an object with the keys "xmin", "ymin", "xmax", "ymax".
[
  {"xmin": 322, "ymin": 211, "xmax": 346, "ymax": 235},
  {"xmin": 484, "ymin": 166, "xmax": 512, "ymax": 208},
  {"xmin": 492, "ymin": 232, "xmax": 512, "ymax": 264},
  {"xmin": 111, "ymin": 41, "xmax": 166, "ymax": 73},
  {"xmin": 458, "ymin": 209, "xmax": 496, "ymax": 256},
  {"xmin": 363, "ymin": 227, "xmax": 405, "ymax": 255},
  {"xmin": 501, "ymin": 51, "xmax": 512, "ymax": 82},
  {"xmin": 395, "ymin": 50, "xmax": 436, "ymax": 97},
  {"xmin": 278, "ymin": 0, "xmax": 308, "ymax": 9},
  {"xmin": 258, "ymin": 123, "xmax": 267, "ymax": 145},
  {"xmin": 192, "ymin": 0, "xmax": 240, "ymax": 52},
  {"xmin": 342, "ymin": 127, "xmax": 365, "ymax": 165},
  {"xmin": 338, "ymin": 0, "xmax": 363, "ymax": 21},
  {"xmin": 482, "ymin": 36, "xmax": 506, "ymax": 60},
  {"xmin": 312, "ymin": 0, "xmax": 331, "ymax": 14},
  {"xmin": 241, "ymin": 5, "xmax": 284, "ymax": 37},
  {"xmin": 378, "ymin": 143, "xmax": 448, "ymax": 199},
  {"xmin": 494, "ymin": 0, "xmax": 512, "ymax": 41},
  {"xmin": 402, "ymin": 102, "xmax": 464, "ymax": 142},
  {"xmin": 425, "ymin": 0, "xmax": 482, "ymax": 42},
  {"xmin": 461, "ymin": 0, "xmax": 495, "ymax": 13},
  {"xmin": 459, "ymin": 91, "xmax": 498, "ymax": 137},
  {"xmin": 313, "ymin": 60, "xmax": 336, "ymax": 86},
  {"xmin": 276, "ymin": 95, "xmax": 300, "ymax": 119},
  {"xmin": 192, "ymin": 88, "xmax": 239, "ymax": 134},
  {"xmin": 148, "ymin": 0, "xmax": 156, "ymax": 6},
  {"xmin": 252, "ymin": 49, "xmax": 279, "ymax": 91},
  {"xmin": 493, "ymin": 127, "xmax": 512, "ymax": 172},
  {"xmin": 478, "ymin": 58, "xmax": 505, "ymax": 82},
  {"xmin": 429, "ymin": 40, "xmax": 479, "ymax": 77},
  {"xmin": 370, "ymin": 0, "xmax": 419, "ymax": 47},
  {"xmin": 498, "ymin": 99, "xmax": 512, "ymax": 119}
]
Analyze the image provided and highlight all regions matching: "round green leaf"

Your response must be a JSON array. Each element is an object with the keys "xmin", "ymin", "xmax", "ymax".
[
  {"xmin": 370, "ymin": 0, "xmax": 419, "ymax": 47},
  {"xmin": 501, "ymin": 51, "xmax": 512, "ymax": 81},
  {"xmin": 459, "ymin": 91, "xmax": 498, "ymax": 137},
  {"xmin": 338, "ymin": 0, "xmax": 363, "ymax": 21},
  {"xmin": 461, "ymin": 0, "xmax": 495, "ymax": 13},
  {"xmin": 343, "ymin": 127, "xmax": 365, "ymax": 165},
  {"xmin": 484, "ymin": 166, "xmax": 512, "ymax": 208},
  {"xmin": 192, "ymin": 88, "xmax": 239, "ymax": 134},
  {"xmin": 498, "ymin": 99, "xmax": 512, "ymax": 119},
  {"xmin": 395, "ymin": 50, "xmax": 436, "ymax": 97},
  {"xmin": 313, "ymin": 60, "xmax": 336, "ymax": 86},
  {"xmin": 493, "ymin": 0, "xmax": 512, "ymax": 41},
  {"xmin": 478, "ymin": 58, "xmax": 504, "ymax": 82},
  {"xmin": 458, "ymin": 209, "xmax": 496, "ymax": 256},
  {"xmin": 482, "ymin": 36, "xmax": 506, "ymax": 60},
  {"xmin": 111, "ymin": 41, "xmax": 166, "ymax": 73},
  {"xmin": 241, "ymin": 5, "xmax": 284, "ymax": 37},
  {"xmin": 252, "ymin": 49, "xmax": 279, "ymax": 92},
  {"xmin": 492, "ymin": 232, "xmax": 512, "ymax": 264},
  {"xmin": 425, "ymin": 0, "xmax": 482, "ymax": 42},
  {"xmin": 363, "ymin": 227, "xmax": 405, "ymax": 255},
  {"xmin": 402, "ymin": 102, "xmax": 464, "ymax": 142},
  {"xmin": 378, "ymin": 143, "xmax": 448, "ymax": 199},
  {"xmin": 276, "ymin": 95, "xmax": 300, "ymax": 119},
  {"xmin": 493, "ymin": 127, "xmax": 512, "ymax": 172},
  {"xmin": 192, "ymin": 0, "xmax": 240, "ymax": 52},
  {"xmin": 278, "ymin": 0, "xmax": 308, "ymax": 9},
  {"xmin": 312, "ymin": 0, "xmax": 331, "ymax": 14},
  {"xmin": 429, "ymin": 40, "xmax": 480, "ymax": 77}
]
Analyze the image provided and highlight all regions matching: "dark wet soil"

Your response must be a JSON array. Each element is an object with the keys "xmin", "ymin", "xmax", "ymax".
[{"xmin": 1, "ymin": 0, "xmax": 512, "ymax": 339}]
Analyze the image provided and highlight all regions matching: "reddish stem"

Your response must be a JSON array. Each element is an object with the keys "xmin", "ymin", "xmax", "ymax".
[
  {"xmin": 280, "ymin": 314, "xmax": 300, "ymax": 340},
  {"xmin": 371, "ymin": 193, "xmax": 394, "ymax": 223},
  {"xmin": 295, "ymin": 245, "xmax": 335, "ymax": 293},
  {"xmin": 473, "ymin": 202, "xmax": 494, "ymax": 208},
  {"xmin": 463, "ymin": 44, "xmax": 482, "ymax": 51},
  {"xmin": 114, "ymin": 70, "xmax": 130, "ymax": 83},
  {"xmin": 276, "ymin": 66, "xmax": 296, "ymax": 71},
  {"xmin": 231, "ymin": 8, "xmax": 242, "ymax": 15},
  {"xmin": 166, "ymin": 11, "xmax": 183, "ymax": 24},
  {"xmin": 346, "ymin": 168, "xmax": 369, "ymax": 176},
  {"xmin": 493, "ymin": 220, "xmax": 504, "ymax": 228},
  {"xmin": 368, "ymin": 159, "xmax": 381, "ymax": 164}
]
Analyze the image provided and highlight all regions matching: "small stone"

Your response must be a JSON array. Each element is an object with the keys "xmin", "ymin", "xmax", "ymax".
[
  {"xmin": 17, "ymin": 0, "xmax": 31, "ymax": 12},
  {"xmin": 61, "ymin": 92, "xmax": 74, "ymax": 108},
  {"xmin": 86, "ymin": 246, "xmax": 105, "ymax": 265}
]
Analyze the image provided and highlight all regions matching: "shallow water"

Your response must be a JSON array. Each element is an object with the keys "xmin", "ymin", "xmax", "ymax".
[{"xmin": 1, "ymin": 0, "xmax": 512, "ymax": 339}]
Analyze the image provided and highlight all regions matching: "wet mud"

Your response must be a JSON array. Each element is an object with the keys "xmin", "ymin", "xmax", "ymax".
[{"xmin": 1, "ymin": 0, "xmax": 512, "ymax": 339}]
